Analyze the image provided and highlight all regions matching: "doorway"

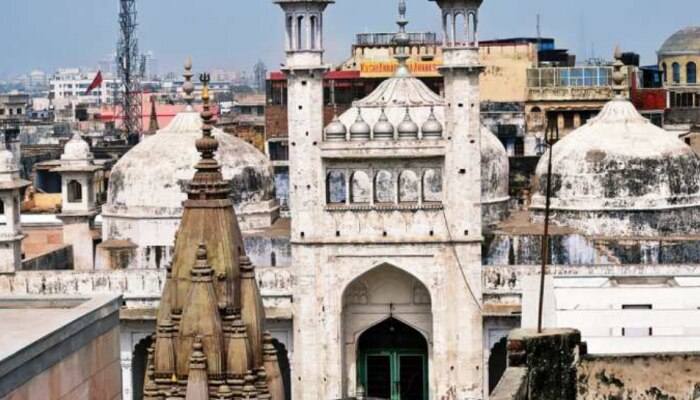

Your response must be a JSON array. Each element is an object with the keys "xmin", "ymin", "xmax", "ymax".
[{"xmin": 358, "ymin": 318, "xmax": 428, "ymax": 400}]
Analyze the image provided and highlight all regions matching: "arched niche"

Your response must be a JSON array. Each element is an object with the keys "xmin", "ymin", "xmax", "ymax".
[
  {"xmin": 326, "ymin": 170, "xmax": 346, "ymax": 204},
  {"xmin": 374, "ymin": 170, "xmax": 395, "ymax": 204},
  {"xmin": 398, "ymin": 170, "xmax": 420, "ymax": 203},
  {"xmin": 351, "ymin": 171, "xmax": 371, "ymax": 204},
  {"xmin": 422, "ymin": 169, "xmax": 442, "ymax": 202}
]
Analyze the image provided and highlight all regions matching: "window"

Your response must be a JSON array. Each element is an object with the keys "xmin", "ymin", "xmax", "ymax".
[
  {"xmin": 621, "ymin": 304, "xmax": 652, "ymax": 337},
  {"xmin": 326, "ymin": 171, "xmax": 346, "ymax": 204},
  {"xmin": 672, "ymin": 62, "xmax": 681, "ymax": 84},
  {"xmin": 688, "ymin": 62, "xmax": 697, "ymax": 84},
  {"xmin": 0, "ymin": 199, "xmax": 4, "ymax": 215},
  {"xmin": 0, "ymin": 109, "xmax": 4, "ymax": 116},
  {"xmin": 67, "ymin": 180, "xmax": 83, "ymax": 203}
]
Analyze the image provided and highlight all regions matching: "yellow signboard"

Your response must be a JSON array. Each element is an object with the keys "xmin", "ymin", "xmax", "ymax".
[{"xmin": 360, "ymin": 60, "xmax": 443, "ymax": 78}]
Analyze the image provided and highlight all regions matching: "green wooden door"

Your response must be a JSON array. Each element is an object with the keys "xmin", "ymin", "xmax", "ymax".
[{"xmin": 359, "ymin": 349, "xmax": 428, "ymax": 400}]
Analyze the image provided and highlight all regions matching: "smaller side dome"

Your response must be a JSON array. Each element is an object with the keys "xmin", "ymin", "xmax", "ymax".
[
  {"xmin": 324, "ymin": 114, "xmax": 347, "ymax": 141},
  {"xmin": 397, "ymin": 108, "xmax": 419, "ymax": 140},
  {"xmin": 0, "ymin": 150, "xmax": 16, "ymax": 181},
  {"xmin": 373, "ymin": 109, "xmax": 395, "ymax": 141},
  {"xmin": 61, "ymin": 132, "xmax": 94, "ymax": 166},
  {"xmin": 421, "ymin": 107, "xmax": 443, "ymax": 140},
  {"xmin": 349, "ymin": 109, "xmax": 371, "ymax": 141}
]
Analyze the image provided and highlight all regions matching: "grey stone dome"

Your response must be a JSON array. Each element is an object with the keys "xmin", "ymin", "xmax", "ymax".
[
  {"xmin": 481, "ymin": 126, "xmax": 510, "ymax": 225},
  {"xmin": 421, "ymin": 108, "xmax": 443, "ymax": 139},
  {"xmin": 397, "ymin": 109, "xmax": 419, "ymax": 140},
  {"xmin": 324, "ymin": 115, "xmax": 347, "ymax": 141},
  {"xmin": 659, "ymin": 26, "xmax": 700, "ymax": 56},
  {"xmin": 349, "ymin": 111, "xmax": 371, "ymax": 141},
  {"xmin": 532, "ymin": 99, "xmax": 700, "ymax": 236},
  {"xmin": 105, "ymin": 111, "xmax": 276, "ymax": 219},
  {"xmin": 373, "ymin": 109, "xmax": 395, "ymax": 140}
]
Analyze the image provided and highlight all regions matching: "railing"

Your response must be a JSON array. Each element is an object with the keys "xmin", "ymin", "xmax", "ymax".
[{"xmin": 356, "ymin": 32, "xmax": 439, "ymax": 46}]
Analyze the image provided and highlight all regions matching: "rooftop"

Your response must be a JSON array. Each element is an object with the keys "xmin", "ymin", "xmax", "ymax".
[{"xmin": 0, "ymin": 295, "xmax": 121, "ymax": 397}]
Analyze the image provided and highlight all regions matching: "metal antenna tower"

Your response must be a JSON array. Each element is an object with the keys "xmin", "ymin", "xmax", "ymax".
[{"xmin": 117, "ymin": 0, "xmax": 143, "ymax": 144}]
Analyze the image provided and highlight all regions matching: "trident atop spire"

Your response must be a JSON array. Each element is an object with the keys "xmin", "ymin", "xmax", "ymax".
[{"xmin": 393, "ymin": 0, "xmax": 411, "ymax": 78}]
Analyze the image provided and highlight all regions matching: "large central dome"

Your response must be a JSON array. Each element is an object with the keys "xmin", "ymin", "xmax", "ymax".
[{"xmin": 104, "ymin": 111, "xmax": 277, "ymax": 229}]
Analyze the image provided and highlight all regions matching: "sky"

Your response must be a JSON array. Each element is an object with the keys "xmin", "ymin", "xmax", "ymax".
[{"xmin": 1, "ymin": 0, "xmax": 698, "ymax": 79}]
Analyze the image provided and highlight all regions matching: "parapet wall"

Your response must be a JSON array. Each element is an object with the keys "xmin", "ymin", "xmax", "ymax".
[{"xmin": 577, "ymin": 353, "xmax": 700, "ymax": 400}]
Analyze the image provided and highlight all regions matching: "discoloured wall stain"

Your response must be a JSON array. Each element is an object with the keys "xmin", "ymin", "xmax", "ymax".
[{"xmin": 577, "ymin": 354, "xmax": 700, "ymax": 400}]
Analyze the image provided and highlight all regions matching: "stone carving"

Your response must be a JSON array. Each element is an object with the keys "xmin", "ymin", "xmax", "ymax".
[
  {"xmin": 344, "ymin": 280, "xmax": 369, "ymax": 305},
  {"xmin": 413, "ymin": 283, "xmax": 431, "ymax": 305}
]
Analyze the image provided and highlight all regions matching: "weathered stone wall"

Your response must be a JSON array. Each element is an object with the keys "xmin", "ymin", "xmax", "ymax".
[
  {"xmin": 20, "ymin": 245, "xmax": 72, "ymax": 271},
  {"xmin": 1, "ymin": 327, "xmax": 122, "ymax": 400},
  {"xmin": 483, "ymin": 232, "xmax": 700, "ymax": 265},
  {"xmin": 507, "ymin": 329, "xmax": 582, "ymax": 400},
  {"xmin": 577, "ymin": 353, "xmax": 700, "ymax": 400}
]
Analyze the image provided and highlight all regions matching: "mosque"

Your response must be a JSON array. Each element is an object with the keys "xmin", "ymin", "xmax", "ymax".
[{"xmin": 2, "ymin": 1, "xmax": 700, "ymax": 400}]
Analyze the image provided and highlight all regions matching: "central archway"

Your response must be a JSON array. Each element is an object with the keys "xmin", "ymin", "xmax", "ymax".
[
  {"xmin": 358, "ymin": 318, "xmax": 428, "ymax": 400},
  {"xmin": 341, "ymin": 263, "xmax": 433, "ymax": 399}
]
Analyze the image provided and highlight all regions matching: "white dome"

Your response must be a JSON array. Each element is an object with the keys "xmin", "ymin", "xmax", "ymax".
[
  {"xmin": 104, "ymin": 111, "xmax": 276, "ymax": 220},
  {"xmin": 481, "ymin": 126, "xmax": 510, "ymax": 225},
  {"xmin": 61, "ymin": 132, "xmax": 93, "ymax": 165},
  {"xmin": 532, "ymin": 99, "xmax": 700, "ymax": 236}
]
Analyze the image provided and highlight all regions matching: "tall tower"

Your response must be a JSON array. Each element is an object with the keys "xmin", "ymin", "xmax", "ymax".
[
  {"xmin": 55, "ymin": 133, "xmax": 102, "ymax": 270},
  {"xmin": 0, "ymin": 150, "xmax": 30, "ymax": 274},
  {"xmin": 117, "ymin": 0, "xmax": 143, "ymax": 144},
  {"xmin": 432, "ymin": 1, "xmax": 486, "ymax": 395},
  {"xmin": 273, "ymin": 1, "xmax": 332, "ymax": 399}
]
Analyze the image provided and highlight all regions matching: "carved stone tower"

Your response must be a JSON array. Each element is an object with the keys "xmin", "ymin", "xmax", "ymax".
[
  {"xmin": 0, "ymin": 149, "xmax": 30, "ymax": 273},
  {"xmin": 143, "ymin": 72, "xmax": 285, "ymax": 400},
  {"xmin": 55, "ymin": 133, "xmax": 102, "ymax": 270}
]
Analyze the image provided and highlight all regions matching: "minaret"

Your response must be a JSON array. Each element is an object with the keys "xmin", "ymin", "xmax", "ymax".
[
  {"xmin": 272, "ymin": 1, "xmax": 333, "ymax": 399},
  {"xmin": 430, "ymin": 0, "xmax": 485, "ymax": 396},
  {"xmin": 55, "ymin": 132, "xmax": 102, "ymax": 270},
  {"xmin": 0, "ymin": 149, "xmax": 30, "ymax": 273}
]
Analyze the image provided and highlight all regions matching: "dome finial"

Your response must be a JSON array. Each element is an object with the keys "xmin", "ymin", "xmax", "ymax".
[
  {"xmin": 612, "ymin": 45, "xmax": 626, "ymax": 98},
  {"xmin": 183, "ymin": 57, "xmax": 195, "ymax": 111},
  {"xmin": 393, "ymin": 0, "xmax": 411, "ymax": 78}
]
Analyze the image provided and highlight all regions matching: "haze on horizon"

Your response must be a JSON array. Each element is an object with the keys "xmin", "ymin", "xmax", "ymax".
[{"xmin": 1, "ymin": 0, "xmax": 698, "ymax": 79}]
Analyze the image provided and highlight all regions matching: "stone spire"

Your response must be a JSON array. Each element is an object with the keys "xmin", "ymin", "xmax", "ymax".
[
  {"xmin": 145, "ymin": 67, "xmax": 283, "ymax": 400},
  {"xmin": 147, "ymin": 95, "xmax": 160, "ymax": 135},
  {"xmin": 393, "ymin": 0, "xmax": 411, "ymax": 77}
]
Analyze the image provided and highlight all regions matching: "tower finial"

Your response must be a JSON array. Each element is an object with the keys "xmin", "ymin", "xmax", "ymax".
[
  {"xmin": 185, "ymin": 72, "xmax": 232, "ymax": 200},
  {"xmin": 393, "ymin": 0, "xmax": 411, "ymax": 78},
  {"xmin": 183, "ymin": 57, "xmax": 195, "ymax": 111},
  {"xmin": 612, "ymin": 45, "xmax": 626, "ymax": 99}
]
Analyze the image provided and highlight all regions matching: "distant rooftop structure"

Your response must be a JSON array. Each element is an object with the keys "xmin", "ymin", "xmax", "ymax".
[
  {"xmin": 658, "ymin": 26, "xmax": 700, "ymax": 56},
  {"xmin": 355, "ymin": 32, "xmax": 439, "ymax": 46}
]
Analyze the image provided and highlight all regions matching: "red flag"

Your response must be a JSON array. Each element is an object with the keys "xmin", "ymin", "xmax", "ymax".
[{"xmin": 85, "ymin": 71, "xmax": 103, "ymax": 94}]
